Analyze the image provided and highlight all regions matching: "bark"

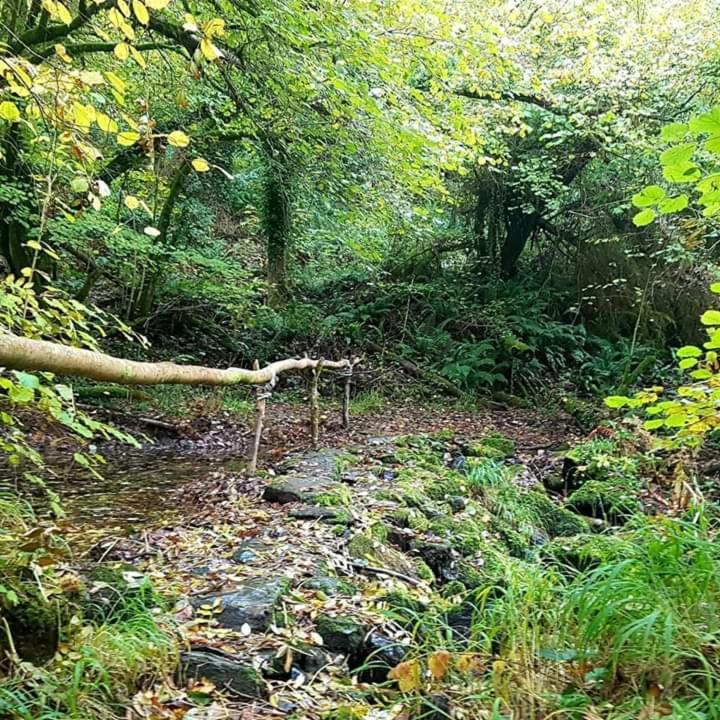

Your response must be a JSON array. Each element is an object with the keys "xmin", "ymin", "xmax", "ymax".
[
  {"xmin": 0, "ymin": 333, "xmax": 355, "ymax": 386},
  {"xmin": 263, "ymin": 153, "xmax": 291, "ymax": 309}
]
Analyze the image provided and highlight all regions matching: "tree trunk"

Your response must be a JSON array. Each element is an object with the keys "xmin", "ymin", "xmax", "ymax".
[
  {"xmin": 0, "ymin": 333, "xmax": 355, "ymax": 386},
  {"xmin": 263, "ymin": 157, "xmax": 291, "ymax": 309},
  {"xmin": 501, "ymin": 209, "xmax": 538, "ymax": 278}
]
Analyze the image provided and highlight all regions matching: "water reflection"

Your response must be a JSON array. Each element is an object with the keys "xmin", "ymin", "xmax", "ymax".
[{"xmin": 0, "ymin": 448, "xmax": 246, "ymax": 526}]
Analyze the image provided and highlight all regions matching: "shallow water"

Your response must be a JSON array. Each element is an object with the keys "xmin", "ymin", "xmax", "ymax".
[{"xmin": 0, "ymin": 447, "xmax": 247, "ymax": 527}]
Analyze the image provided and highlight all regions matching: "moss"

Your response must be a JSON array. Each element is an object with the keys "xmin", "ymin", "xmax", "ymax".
[
  {"xmin": 521, "ymin": 488, "xmax": 589, "ymax": 538},
  {"xmin": 395, "ymin": 467, "xmax": 467, "ymax": 502},
  {"xmin": 391, "ymin": 507, "xmax": 431, "ymax": 532},
  {"xmin": 84, "ymin": 564, "xmax": 162, "ymax": 623},
  {"xmin": 315, "ymin": 615, "xmax": 365, "ymax": 656},
  {"xmin": 315, "ymin": 485, "xmax": 353, "ymax": 507},
  {"xmin": 440, "ymin": 580, "xmax": 468, "ymax": 598},
  {"xmin": 2, "ymin": 591, "xmax": 60, "ymax": 664},
  {"xmin": 465, "ymin": 432, "xmax": 516, "ymax": 459},
  {"xmin": 429, "ymin": 515, "xmax": 489, "ymax": 557},
  {"xmin": 347, "ymin": 533, "xmax": 421, "ymax": 578},
  {"xmin": 540, "ymin": 533, "xmax": 628, "ymax": 572},
  {"xmin": 322, "ymin": 705, "xmax": 369, "ymax": 720},
  {"xmin": 415, "ymin": 559, "xmax": 435, "ymax": 583},
  {"xmin": 567, "ymin": 479, "xmax": 642, "ymax": 523}
]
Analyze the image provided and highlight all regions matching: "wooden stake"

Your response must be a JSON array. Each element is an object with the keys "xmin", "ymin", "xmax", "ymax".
[
  {"xmin": 310, "ymin": 358, "xmax": 325, "ymax": 449},
  {"xmin": 248, "ymin": 360, "xmax": 269, "ymax": 474},
  {"xmin": 341, "ymin": 366, "xmax": 353, "ymax": 430}
]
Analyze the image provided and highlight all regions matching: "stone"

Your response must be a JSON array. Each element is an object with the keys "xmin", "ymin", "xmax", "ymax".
[
  {"xmin": 347, "ymin": 533, "xmax": 421, "ymax": 579},
  {"xmin": 358, "ymin": 632, "xmax": 409, "ymax": 681},
  {"xmin": 409, "ymin": 540, "xmax": 457, "ymax": 582},
  {"xmin": 305, "ymin": 575, "xmax": 357, "ymax": 597},
  {"xmin": 181, "ymin": 648, "xmax": 266, "ymax": 698},
  {"xmin": 315, "ymin": 615, "xmax": 365, "ymax": 657},
  {"xmin": 190, "ymin": 576, "xmax": 288, "ymax": 632},
  {"xmin": 289, "ymin": 505, "xmax": 352, "ymax": 525},
  {"xmin": 448, "ymin": 495, "xmax": 466, "ymax": 512},
  {"xmin": 231, "ymin": 539, "xmax": 266, "ymax": 564},
  {"xmin": 262, "ymin": 475, "xmax": 340, "ymax": 504}
]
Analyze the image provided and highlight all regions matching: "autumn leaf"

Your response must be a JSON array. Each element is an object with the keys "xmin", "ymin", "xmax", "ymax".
[
  {"xmin": 387, "ymin": 659, "xmax": 422, "ymax": 692},
  {"xmin": 192, "ymin": 157, "xmax": 210, "ymax": 172},
  {"xmin": 428, "ymin": 650, "xmax": 451, "ymax": 680},
  {"xmin": 168, "ymin": 130, "xmax": 190, "ymax": 148}
]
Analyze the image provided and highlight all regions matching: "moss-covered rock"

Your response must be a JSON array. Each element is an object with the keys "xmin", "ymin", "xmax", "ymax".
[
  {"xmin": 566, "ymin": 479, "xmax": 642, "ymax": 524},
  {"xmin": 84, "ymin": 564, "xmax": 161, "ymax": 623},
  {"xmin": 315, "ymin": 615, "xmax": 365, "ymax": 656},
  {"xmin": 464, "ymin": 432, "xmax": 516, "ymax": 459},
  {"xmin": 540, "ymin": 533, "xmax": 629, "ymax": 572},
  {"xmin": 347, "ymin": 533, "xmax": 422, "ymax": 579},
  {"xmin": 521, "ymin": 488, "xmax": 589, "ymax": 538},
  {"xmin": 2, "ymin": 591, "xmax": 61, "ymax": 664}
]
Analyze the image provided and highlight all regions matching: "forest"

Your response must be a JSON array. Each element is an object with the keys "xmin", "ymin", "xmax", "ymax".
[{"xmin": 2, "ymin": 0, "xmax": 720, "ymax": 718}]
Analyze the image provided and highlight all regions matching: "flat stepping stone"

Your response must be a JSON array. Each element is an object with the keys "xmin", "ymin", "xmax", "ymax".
[
  {"xmin": 288, "ymin": 505, "xmax": 352, "ymax": 525},
  {"xmin": 181, "ymin": 648, "xmax": 266, "ymax": 698},
  {"xmin": 190, "ymin": 576, "xmax": 288, "ymax": 632},
  {"xmin": 263, "ymin": 474, "xmax": 340, "ymax": 504}
]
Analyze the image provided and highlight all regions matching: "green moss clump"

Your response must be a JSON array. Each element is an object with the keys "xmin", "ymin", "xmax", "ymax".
[
  {"xmin": 521, "ymin": 488, "xmax": 589, "ymax": 538},
  {"xmin": 429, "ymin": 515, "xmax": 489, "ymax": 557},
  {"xmin": 84, "ymin": 564, "xmax": 162, "ymax": 623},
  {"xmin": 391, "ymin": 507, "xmax": 431, "ymax": 532},
  {"xmin": 2, "ymin": 591, "xmax": 60, "ymax": 664},
  {"xmin": 465, "ymin": 432, "xmax": 516, "ymax": 459},
  {"xmin": 347, "ymin": 533, "xmax": 421, "ymax": 578},
  {"xmin": 567, "ymin": 479, "xmax": 642, "ymax": 523},
  {"xmin": 315, "ymin": 485, "xmax": 353, "ymax": 507},
  {"xmin": 315, "ymin": 615, "xmax": 365, "ymax": 656},
  {"xmin": 540, "ymin": 533, "xmax": 629, "ymax": 572}
]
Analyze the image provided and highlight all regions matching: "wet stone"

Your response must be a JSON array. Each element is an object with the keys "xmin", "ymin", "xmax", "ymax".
[
  {"xmin": 262, "ymin": 475, "xmax": 340, "ymax": 504},
  {"xmin": 190, "ymin": 576, "xmax": 288, "ymax": 632},
  {"xmin": 181, "ymin": 648, "xmax": 266, "ymax": 698},
  {"xmin": 288, "ymin": 505, "xmax": 352, "ymax": 525}
]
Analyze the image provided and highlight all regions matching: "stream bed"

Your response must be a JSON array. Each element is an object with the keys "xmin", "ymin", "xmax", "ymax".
[{"xmin": 0, "ymin": 447, "xmax": 248, "ymax": 528}]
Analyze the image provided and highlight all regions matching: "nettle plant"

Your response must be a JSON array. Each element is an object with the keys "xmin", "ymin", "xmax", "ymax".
[{"xmin": 608, "ymin": 108, "xmax": 720, "ymax": 446}]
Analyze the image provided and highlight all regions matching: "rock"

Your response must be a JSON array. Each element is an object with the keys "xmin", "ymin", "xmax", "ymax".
[
  {"xmin": 231, "ymin": 539, "xmax": 266, "ymax": 564},
  {"xmin": 304, "ymin": 575, "xmax": 356, "ymax": 597},
  {"xmin": 190, "ymin": 576, "xmax": 288, "ymax": 632},
  {"xmin": 289, "ymin": 505, "xmax": 352, "ymax": 525},
  {"xmin": 315, "ymin": 615, "xmax": 365, "ymax": 657},
  {"xmin": 262, "ymin": 475, "xmax": 340, "ymax": 504},
  {"xmin": 295, "ymin": 643, "xmax": 335, "ymax": 673},
  {"xmin": 359, "ymin": 632, "xmax": 409, "ymax": 681},
  {"xmin": 448, "ymin": 495, "xmax": 466, "ymax": 512},
  {"xmin": 181, "ymin": 648, "xmax": 266, "ymax": 698},
  {"xmin": 3, "ymin": 594, "xmax": 60, "ymax": 664},
  {"xmin": 421, "ymin": 694, "xmax": 452, "ymax": 719},
  {"xmin": 347, "ymin": 533, "xmax": 421, "ymax": 579},
  {"xmin": 410, "ymin": 540, "xmax": 457, "ymax": 582}
]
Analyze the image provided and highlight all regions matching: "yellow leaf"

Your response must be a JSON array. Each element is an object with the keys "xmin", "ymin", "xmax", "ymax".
[
  {"xmin": 80, "ymin": 70, "xmax": 104, "ymax": 85},
  {"xmin": 119, "ymin": 19, "xmax": 136, "ymax": 41},
  {"xmin": 387, "ymin": 660, "xmax": 422, "ymax": 692},
  {"xmin": 144, "ymin": 226, "xmax": 161, "ymax": 237},
  {"xmin": 105, "ymin": 71, "xmax": 126, "ymax": 95},
  {"xmin": 0, "ymin": 101, "xmax": 21, "ymax": 123},
  {"xmin": 117, "ymin": 131, "xmax": 140, "ymax": 146},
  {"xmin": 55, "ymin": 1, "xmax": 72, "ymax": 24},
  {"xmin": 167, "ymin": 130, "xmax": 190, "ymax": 148},
  {"xmin": 145, "ymin": 0, "xmax": 169, "ymax": 8},
  {"xmin": 117, "ymin": 0, "xmax": 130, "ymax": 16},
  {"xmin": 73, "ymin": 102, "xmax": 95, "ymax": 130},
  {"xmin": 96, "ymin": 112, "xmax": 118, "ymax": 134},
  {"xmin": 203, "ymin": 18, "xmax": 225, "ymax": 38},
  {"xmin": 199, "ymin": 38, "xmax": 221, "ymax": 61},
  {"xmin": 129, "ymin": 45, "xmax": 146, "ymax": 69},
  {"xmin": 54, "ymin": 43, "xmax": 72, "ymax": 63},
  {"xmin": 114, "ymin": 42, "xmax": 130, "ymax": 60},
  {"xmin": 124, "ymin": 195, "xmax": 140, "ymax": 210},
  {"xmin": 133, "ymin": 0, "xmax": 149, "ymax": 25},
  {"xmin": 191, "ymin": 157, "xmax": 210, "ymax": 172},
  {"xmin": 428, "ymin": 650, "xmax": 451, "ymax": 680}
]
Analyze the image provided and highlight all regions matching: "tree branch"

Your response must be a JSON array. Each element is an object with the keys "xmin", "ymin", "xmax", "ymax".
[{"xmin": 0, "ymin": 333, "xmax": 357, "ymax": 386}]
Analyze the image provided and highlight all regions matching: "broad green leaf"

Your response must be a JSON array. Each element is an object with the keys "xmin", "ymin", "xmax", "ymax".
[
  {"xmin": 643, "ymin": 419, "xmax": 664, "ymax": 430},
  {"xmin": 605, "ymin": 396, "xmax": 629, "ymax": 409},
  {"xmin": 631, "ymin": 185, "xmax": 665, "ymax": 208},
  {"xmin": 663, "ymin": 161, "xmax": 701, "ymax": 184},
  {"xmin": 659, "ymin": 143, "xmax": 694, "ymax": 167},
  {"xmin": 689, "ymin": 106, "xmax": 720, "ymax": 135},
  {"xmin": 678, "ymin": 358, "xmax": 698, "ymax": 370},
  {"xmin": 677, "ymin": 345, "xmax": 702, "ymax": 358},
  {"xmin": 632, "ymin": 208, "xmax": 656, "ymax": 227},
  {"xmin": 0, "ymin": 101, "xmax": 21, "ymax": 123},
  {"xmin": 700, "ymin": 310, "xmax": 720, "ymax": 326},
  {"xmin": 657, "ymin": 194, "xmax": 688, "ymax": 214},
  {"xmin": 661, "ymin": 123, "xmax": 688, "ymax": 142}
]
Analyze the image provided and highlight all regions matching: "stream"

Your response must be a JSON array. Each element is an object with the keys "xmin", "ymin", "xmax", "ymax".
[{"xmin": 0, "ymin": 447, "xmax": 247, "ymax": 528}]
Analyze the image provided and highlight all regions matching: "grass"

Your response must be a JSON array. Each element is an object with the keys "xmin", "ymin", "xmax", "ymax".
[{"xmin": 349, "ymin": 389, "xmax": 386, "ymax": 415}]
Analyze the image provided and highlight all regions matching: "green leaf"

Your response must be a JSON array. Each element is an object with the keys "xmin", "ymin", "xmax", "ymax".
[
  {"xmin": 8, "ymin": 386, "xmax": 34, "ymax": 403},
  {"xmin": 677, "ymin": 345, "xmax": 702, "ymax": 358},
  {"xmin": 661, "ymin": 123, "xmax": 688, "ymax": 142},
  {"xmin": 659, "ymin": 143, "xmax": 695, "ymax": 167},
  {"xmin": 633, "ymin": 208, "xmax": 656, "ymax": 227},
  {"xmin": 700, "ymin": 310, "xmax": 720, "ymax": 326},
  {"xmin": 690, "ymin": 369, "xmax": 713, "ymax": 380},
  {"xmin": 657, "ymin": 194, "xmax": 688, "ymax": 215},
  {"xmin": 13, "ymin": 371, "xmax": 40, "ymax": 389},
  {"xmin": 70, "ymin": 176, "xmax": 89, "ymax": 193},
  {"xmin": 704, "ymin": 137, "xmax": 720, "ymax": 155},
  {"xmin": 643, "ymin": 419, "xmax": 664, "ymax": 430},
  {"xmin": 631, "ymin": 185, "xmax": 665, "ymax": 208},
  {"xmin": 678, "ymin": 358, "xmax": 698, "ymax": 370},
  {"xmin": 663, "ymin": 161, "xmax": 701, "ymax": 184},
  {"xmin": 605, "ymin": 396, "xmax": 629, "ymax": 409},
  {"xmin": 710, "ymin": 283, "xmax": 720, "ymax": 294},
  {"xmin": 689, "ymin": 106, "xmax": 720, "ymax": 135}
]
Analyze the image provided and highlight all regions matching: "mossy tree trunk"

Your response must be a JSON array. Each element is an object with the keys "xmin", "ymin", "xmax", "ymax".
[{"xmin": 262, "ymin": 149, "xmax": 292, "ymax": 309}]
